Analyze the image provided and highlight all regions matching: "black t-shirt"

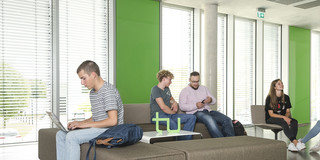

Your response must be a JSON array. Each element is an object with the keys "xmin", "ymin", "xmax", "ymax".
[{"xmin": 265, "ymin": 94, "xmax": 292, "ymax": 121}]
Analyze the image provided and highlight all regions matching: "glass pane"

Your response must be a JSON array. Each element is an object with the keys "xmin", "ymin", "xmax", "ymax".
[
  {"xmin": 0, "ymin": 0, "xmax": 52, "ymax": 144},
  {"xmin": 161, "ymin": 5, "xmax": 193, "ymax": 101},
  {"xmin": 59, "ymin": 0, "xmax": 111, "ymax": 125},
  {"xmin": 263, "ymin": 23, "xmax": 281, "ymax": 101},
  {"xmin": 311, "ymin": 31, "xmax": 320, "ymax": 122},
  {"xmin": 217, "ymin": 14, "xmax": 227, "ymax": 113},
  {"xmin": 234, "ymin": 17, "xmax": 255, "ymax": 124}
]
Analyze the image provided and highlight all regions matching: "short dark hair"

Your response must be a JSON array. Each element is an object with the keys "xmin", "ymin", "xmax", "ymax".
[
  {"xmin": 190, "ymin": 71, "xmax": 200, "ymax": 77},
  {"xmin": 76, "ymin": 60, "xmax": 100, "ymax": 76}
]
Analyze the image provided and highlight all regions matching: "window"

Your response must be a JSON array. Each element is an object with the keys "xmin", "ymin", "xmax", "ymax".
[
  {"xmin": 311, "ymin": 31, "xmax": 320, "ymax": 121},
  {"xmin": 0, "ymin": 0, "xmax": 52, "ymax": 144},
  {"xmin": 263, "ymin": 23, "xmax": 281, "ymax": 100},
  {"xmin": 201, "ymin": 13, "xmax": 227, "ymax": 113},
  {"xmin": 234, "ymin": 17, "xmax": 256, "ymax": 124},
  {"xmin": 59, "ymin": 0, "xmax": 113, "ymax": 125},
  {"xmin": 161, "ymin": 4, "xmax": 193, "ymax": 101},
  {"xmin": 0, "ymin": 0, "xmax": 113, "ymax": 144},
  {"xmin": 217, "ymin": 14, "xmax": 227, "ymax": 113}
]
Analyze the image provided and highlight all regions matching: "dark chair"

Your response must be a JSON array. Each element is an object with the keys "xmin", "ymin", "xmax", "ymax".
[{"xmin": 251, "ymin": 105, "xmax": 283, "ymax": 140}]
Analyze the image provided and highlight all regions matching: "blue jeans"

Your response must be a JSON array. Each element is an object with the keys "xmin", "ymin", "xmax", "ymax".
[
  {"xmin": 194, "ymin": 109, "xmax": 235, "ymax": 138},
  {"xmin": 151, "ymin": 113, "xmax": 196, "ymax": 140},
  {"xmin": 301, "ymin": 120, "xmax": 320, "ymax": 143},
  {"xmin": 56, "ymin": 128, "xmax": 108, "ymax": 160}
]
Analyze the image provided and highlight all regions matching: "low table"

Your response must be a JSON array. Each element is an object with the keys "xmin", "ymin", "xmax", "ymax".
[{"xmin": 140, "ymin": 130, "xmax": 202, "ymax": 144}]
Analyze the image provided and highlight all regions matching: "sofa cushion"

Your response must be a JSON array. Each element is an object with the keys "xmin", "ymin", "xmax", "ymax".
[
  {"xmin": 81, "ymin": 142, "xmax": 185, "ymax": 160},
  {"xmin": 155, "ymin": 136, "xmax": 287, "ymax": 160}
]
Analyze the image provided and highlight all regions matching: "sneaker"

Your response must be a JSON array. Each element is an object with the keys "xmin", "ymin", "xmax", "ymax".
[
  {"xmin": 296, "ymin": 139, "xmax": 306, "ymax": 150},
  {"xmin": 288, "ymin": 142, "xmax": 298, "ymax": 152},
  {"xmin": 310, "ymin": 140, "xmax": 320, "ymax": 152}
]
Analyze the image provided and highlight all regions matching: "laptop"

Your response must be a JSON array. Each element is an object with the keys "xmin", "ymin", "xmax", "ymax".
[{"xmin": 46, "ymin": 111, "xmax": 69, "ymax": 132}]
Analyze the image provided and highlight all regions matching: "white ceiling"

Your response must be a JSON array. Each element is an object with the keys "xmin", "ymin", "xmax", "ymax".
[{"xmin": 163, "ymin": 0, "xmax": 320, "ymax": 31}]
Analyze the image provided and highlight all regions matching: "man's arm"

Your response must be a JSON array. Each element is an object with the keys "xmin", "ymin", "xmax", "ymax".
[
  {"xmin": 205, "ymin": 87, "xmax": 216, "ymax": 105},
  {"xmin": 68, "ymin": 110, "xmax": 118, "ymax": 129},
  {"xmin": 155, "ymin": 97, "xmax": 176, "ymax": 114}
]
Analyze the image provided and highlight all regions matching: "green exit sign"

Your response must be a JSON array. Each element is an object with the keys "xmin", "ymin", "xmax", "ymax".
[{"xmin": 257, "ymin": 11, "xmax": 264, "ymax": 18}]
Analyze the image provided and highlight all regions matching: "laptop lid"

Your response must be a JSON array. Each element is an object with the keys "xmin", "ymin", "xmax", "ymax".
[{"xmin": 46, "ymin": 111, "xmax": 68, "ymax": 132}]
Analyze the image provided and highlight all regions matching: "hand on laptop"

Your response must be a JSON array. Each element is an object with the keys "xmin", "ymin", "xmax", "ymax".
[{"xmin": 68, "ymin": 121, "xmax": 88, "ymax": 130}]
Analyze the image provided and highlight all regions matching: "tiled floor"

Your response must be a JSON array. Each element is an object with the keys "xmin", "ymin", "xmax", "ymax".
[{"xmin": 0, "ymin": 124, "xmax": 320, "ymax": 160}]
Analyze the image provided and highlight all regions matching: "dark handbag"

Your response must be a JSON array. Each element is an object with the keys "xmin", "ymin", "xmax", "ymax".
[
  {"xmin": 86, "ymin": 124, "xmax": 143, "ymax": 160},
  {"xmin": 232, "ymin": 120, "xmax": 247, "ymax": 136}
]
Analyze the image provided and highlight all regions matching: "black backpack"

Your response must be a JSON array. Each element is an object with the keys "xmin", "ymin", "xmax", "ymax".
[
  {"xmin": 86, "ymin": 124, "xmax": 143, "ymax": 160},
  {"xmin": 232, "ymin": 120, "xmax": 247, "ymax": 136}
]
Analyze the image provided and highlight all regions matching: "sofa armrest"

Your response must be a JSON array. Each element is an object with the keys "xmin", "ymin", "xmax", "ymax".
[{"xmin": 38, "ymin": 128, "xmax": 59, "ymax": 160}]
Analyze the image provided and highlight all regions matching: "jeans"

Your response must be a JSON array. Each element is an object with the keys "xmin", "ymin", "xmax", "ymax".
[
  {"xmin": 56, "ymin": 128, "xmax": 108, "ymax": 160},
  {"xmin": 266, "ymin": 117, "xmax": 298, "ymax": 142},
  {"xmin": 151, "ymin": 113, "xmax": 196, "ymax": 140},
  {"xmin": 194, "ymin": 109, "xmax": 235, "ymax": 138},
  {"xmin": 301, "ymin": 120, "xmax": 320, "ymax": 143}
]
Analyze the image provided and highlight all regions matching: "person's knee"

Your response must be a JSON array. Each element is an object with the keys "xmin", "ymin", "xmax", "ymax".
[
  {"xmin": 316, "ymin": 120, "xmax": 320, "ymax": 127},
  {"xmin": 291, "ymin": 119, "xmax": 298, "ymax": 125},
  {"xmin": 56, "ymin": 131, "xmax": 66, "ymax": 141},
  {"xmin": 65, "ymin": 132, "xmax": 80, "ymax": 144},
  {"xmin": 189, "ymin": 115, "xmax": 196, "ymax": 121}
]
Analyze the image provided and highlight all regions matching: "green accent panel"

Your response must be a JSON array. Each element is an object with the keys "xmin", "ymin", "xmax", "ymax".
[
  {"xmin": 116, "ymin": 0, "xmax": 160, "ymax": 104},
  {"xmin": 289, "ymin": 26, "xmax": 310, "ymax": 124}
]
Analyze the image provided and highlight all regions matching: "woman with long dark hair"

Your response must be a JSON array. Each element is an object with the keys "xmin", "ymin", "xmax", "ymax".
[{"xmin": 265, "ymin": 79, "xmax": 305, "ymax": 151}]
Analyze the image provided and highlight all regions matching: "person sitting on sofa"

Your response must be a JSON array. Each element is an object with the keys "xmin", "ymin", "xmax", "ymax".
[
  {"xmin": 179, "ymin": 71, "xmax": 235, "ymax": 138},
  {"xmin": 56, "ymin": 60, "xmax": 124, "ymax": 160},
  {"xmin": 150, "ymin": 70, "xmax": 196, "ymax": 140},
  {"xmin": 265, "ymin": 79, "xmax": 305, "ymax": 151}
]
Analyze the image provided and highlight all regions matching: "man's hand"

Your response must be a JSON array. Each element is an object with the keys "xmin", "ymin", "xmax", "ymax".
[
  {"xmin": 204, "ymin": 96, "xmax": 212, "ymax": 104},
  {"xmin": 67, "ymin": 121, "xmax": 89, "ymax": 130},
  {"xmin": 171, "ymin": 101, "xmax": 178, "ymax": 113},
  {"xmin": 196, "ymin": 102, "xmax": 205, "ymax": 109}
]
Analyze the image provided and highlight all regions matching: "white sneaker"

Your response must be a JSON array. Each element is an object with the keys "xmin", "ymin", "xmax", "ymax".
[
  {"xmin": 288, "ymin": 142, "xmax": 298, "ymax": 152},
  {"xmin": 310, "ymin": 140, "xmax": 320, "ymax": 152},
  {"xmin": 296, "ymin": 139, "xmax": 306, "ymax": 150}
]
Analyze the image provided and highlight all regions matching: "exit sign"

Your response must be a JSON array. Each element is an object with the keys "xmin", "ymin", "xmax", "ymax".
[{"xmin": 257, "ymin": 11, "xmax": 264, "ymax": 18}]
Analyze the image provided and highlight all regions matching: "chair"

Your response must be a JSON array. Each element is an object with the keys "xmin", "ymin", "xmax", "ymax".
[{"xmin": 251, "ymin": 105, "xmax": 283, "ymax": 140}]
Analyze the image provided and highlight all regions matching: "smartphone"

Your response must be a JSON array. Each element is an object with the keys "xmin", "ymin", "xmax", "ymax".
[{"xmin": 201, "ymin": 99, "xmax": 205, "ymax": 104}]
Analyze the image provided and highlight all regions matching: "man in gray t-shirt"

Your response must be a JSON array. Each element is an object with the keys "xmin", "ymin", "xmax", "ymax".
[
  {"xmin": 150, "ymin": 70, "xmax": 196, "ymax": 140},
  {"xmin": 56, "ymin": 60, "xmax": 124, "ymax": 160}
]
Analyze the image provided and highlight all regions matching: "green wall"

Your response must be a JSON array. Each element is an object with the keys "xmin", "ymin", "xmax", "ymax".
[
  {"xmin": 116, "ymin": 0, "xmax": 160, "ymax": 104},
  {"xmin": 289, "ymin": 26, "xmax": 310, "ymax": 124}
]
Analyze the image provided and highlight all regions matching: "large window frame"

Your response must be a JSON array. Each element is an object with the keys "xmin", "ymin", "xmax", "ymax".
[{"xmin": 0, "ymin": 0, "xmax": 114, "ymax": 144}]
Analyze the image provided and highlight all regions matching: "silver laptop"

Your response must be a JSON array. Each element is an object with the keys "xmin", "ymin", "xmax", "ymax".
[{"xmin": 46, "ymin": 111, "xmax": 69, "ymax": 132}]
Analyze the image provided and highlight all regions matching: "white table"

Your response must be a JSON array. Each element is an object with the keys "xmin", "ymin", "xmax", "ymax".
[{"xmin": 140, "ymin": 130, "xmax": 202, "ymax": 144}]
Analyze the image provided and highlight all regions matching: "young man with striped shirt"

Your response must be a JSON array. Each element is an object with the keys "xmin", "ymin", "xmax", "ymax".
[{"xmin": 56, "ymin": 60, "xmax": 124, "ymax": 160}]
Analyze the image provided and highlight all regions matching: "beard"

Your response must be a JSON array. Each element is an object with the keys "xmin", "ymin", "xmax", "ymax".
[{"xmin": 190, "ymin": 85, "xmax": 199, "ymax": 90}]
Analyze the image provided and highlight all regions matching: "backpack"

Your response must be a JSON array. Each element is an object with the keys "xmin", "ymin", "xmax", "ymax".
[
  {"xmin": 232, "ymin": 120, "xmax": 247, "ymax": 136},
  {"xmin": 86, "ymin": 124, "xmax": 143, "ymax": 160}
]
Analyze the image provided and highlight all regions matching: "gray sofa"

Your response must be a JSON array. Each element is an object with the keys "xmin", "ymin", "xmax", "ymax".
[{"xmin": 38, "ymin": 104, "xmax": 287, "ymax": 160}]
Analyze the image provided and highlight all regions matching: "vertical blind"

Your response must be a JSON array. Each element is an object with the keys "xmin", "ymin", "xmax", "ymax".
[
  {"xmin": 0, "ymin": 0, "xmax": 52, "ymax": 144},
  {"xmin": 161, "ymin": 4, "xmax": 193, "ymax": 101},
  {"xmin": 263, "ymin": 22, "xmax": 281, "ymax": 100},
  {"xmin": 59, "ymin": 0, "xmax": 112, "ymax": 125},
  {"xmin": 234, "ymin": 17, "xmax": 256, "ymax": 124},
  {"xmin": 311, "ymin": 31, "xmax": 320, "ymax": 121}
]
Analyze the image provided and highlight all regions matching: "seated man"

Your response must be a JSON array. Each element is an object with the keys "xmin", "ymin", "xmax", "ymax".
[
  {"xmin": 56, "ymin": 60, "xmax": 124, "ymax": 160},
  {"xmin": 150, "ymin": 70, "xmax": 196, "ymax": 140},
  {"xmin": 179, "ymin": 71, "xmax": 235, "ymax": 138}
]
